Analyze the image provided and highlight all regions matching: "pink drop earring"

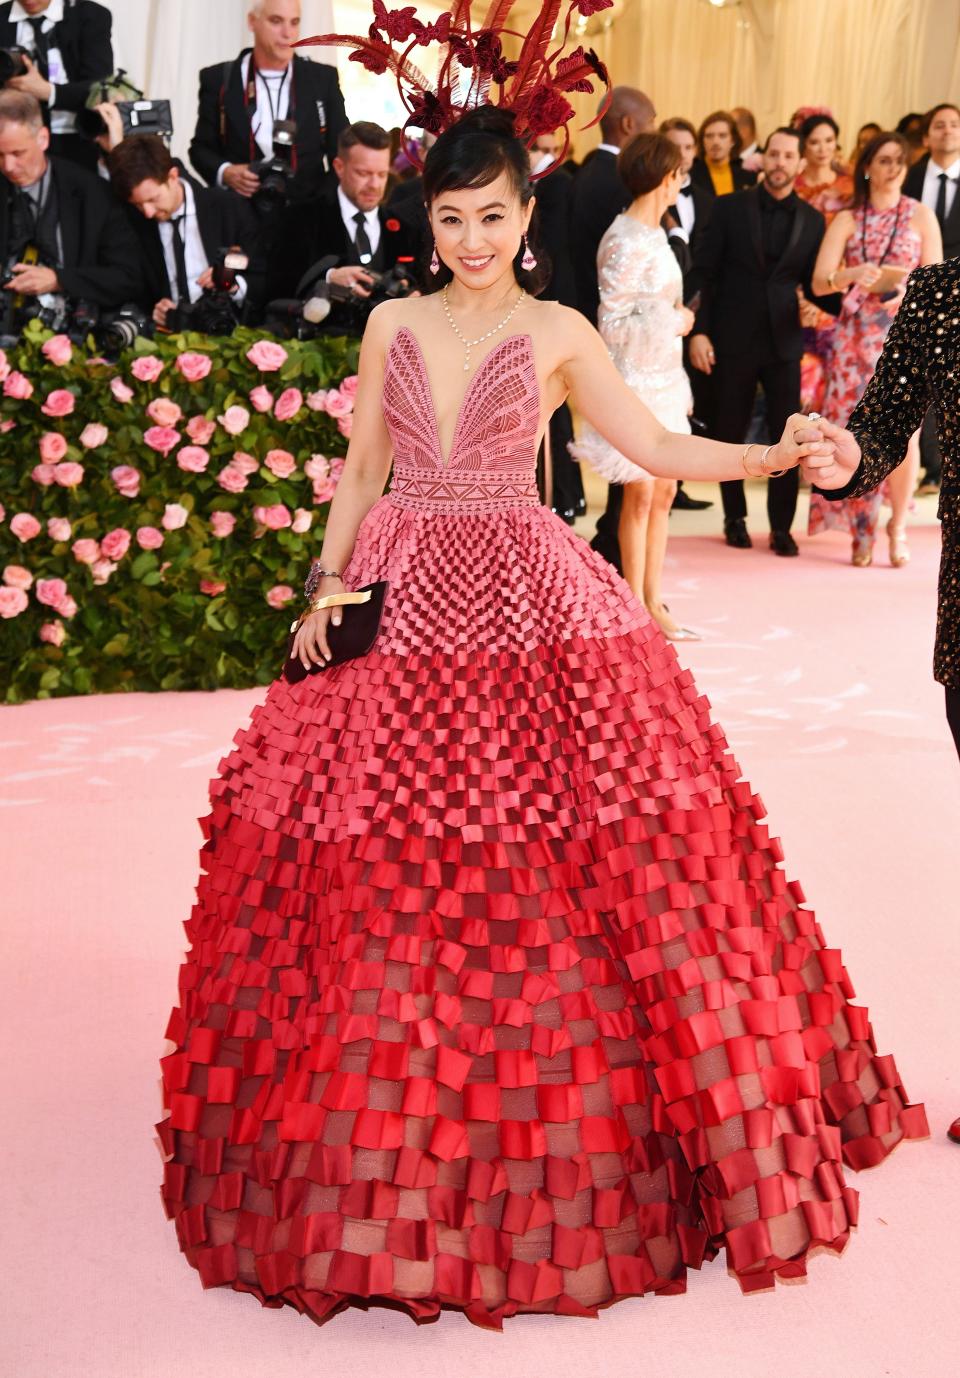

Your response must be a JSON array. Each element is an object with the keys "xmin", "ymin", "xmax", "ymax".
[
  {"xmin": 429, "ymin": 242, "xmax": 440, "ymax": 275},
  {"xmin": 520, "ymin": 234, "xmax": 537, "ymax": 271}
]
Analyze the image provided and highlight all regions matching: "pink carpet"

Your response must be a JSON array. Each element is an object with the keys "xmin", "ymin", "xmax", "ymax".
[{"xmin": 3, "ymin": 523, "xmax": 958, "ymax": 1378}]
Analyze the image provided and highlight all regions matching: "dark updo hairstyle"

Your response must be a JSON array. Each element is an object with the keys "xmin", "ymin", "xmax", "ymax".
[
  {"xmin": 852, "ymin": 130, "xmax": 909, "ymax": 207},
  {"xmin": 618, "ymin": 132, "xmax": 682, "ymax": 198},
  {"xmin": 421, "ymin": 104, "xmax": 548, "ymax": 295},
  {"xmin": 799, "ymin": 113, "xmax": 840, "ymax": 152}
]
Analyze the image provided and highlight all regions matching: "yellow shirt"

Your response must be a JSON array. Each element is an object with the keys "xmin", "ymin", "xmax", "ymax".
[{"xmin": 709, "ymin": 161, "xmax": 735, "ymax": 196}]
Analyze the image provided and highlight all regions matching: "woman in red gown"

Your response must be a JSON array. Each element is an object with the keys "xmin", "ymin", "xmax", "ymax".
[{"xmin": 158, "ymin": 11, "xmax": 927, "ymax": 1332}]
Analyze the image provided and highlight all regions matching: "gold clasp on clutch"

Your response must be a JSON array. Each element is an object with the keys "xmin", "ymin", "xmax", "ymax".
[{"xmin": 289, "ymin": 588, "xmax": 372, "ymax": 633}]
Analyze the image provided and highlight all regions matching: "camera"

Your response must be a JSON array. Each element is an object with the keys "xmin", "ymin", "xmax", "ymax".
[
  {"xmin": 264, "ymin": 258, "xmax": 417, "ymax": 340},
  {"xmin": 76, "ymin": 72, "xmax": 174, "ymax": 142},
  {"xmin": 0, "ymin": 45, "xmax": 30, "ymax": 83},
  {"xmin": 250, "ymin": 120, "xmax": 296, "ymax": 212},
  {"xmin": 164, "ymin": 249, "xmax": 249, "ymax": 337},
  {"xmin": 94, "ymin": 305, "xmax": 153, "ymax": 356}
]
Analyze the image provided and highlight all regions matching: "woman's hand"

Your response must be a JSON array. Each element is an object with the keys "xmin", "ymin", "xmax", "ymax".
[
  {"xmin": 769, "ymin": 412, "xmax": 839, "ymax": 473},
  {"xmin": 847, "ymin": 261, "xmax": 883, "ymax": 289},
  {"xmin": 676, "ymin": 305, "xmax": 696, "ymax": 338},
  {"xmin": 290, "ymin": 578, "xmax": 345, "ymax": 670},
  {"xmin": 796, "ymin": 287, "xmax": 821, "ymax": 328},
  {"xmin": 798, "ymin": 417, "xmax": 862, "ymax": 489}
]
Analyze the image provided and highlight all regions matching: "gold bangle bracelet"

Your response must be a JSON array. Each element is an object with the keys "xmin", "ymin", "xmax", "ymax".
[
  {"xmin": 741, "ymin": 443, "xmax": 762, "ymax": 478},
  {"xmin": 760, "ymin": 444, "xmax": 788, "ymax": 479}
]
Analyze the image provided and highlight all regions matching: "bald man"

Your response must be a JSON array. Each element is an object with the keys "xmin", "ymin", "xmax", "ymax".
[{"xmin": 189, "ymin": 0, "xmax": 348, "ymax": 207}]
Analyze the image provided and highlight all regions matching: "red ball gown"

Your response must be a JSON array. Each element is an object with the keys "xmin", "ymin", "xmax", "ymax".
[{"xmin": 159, "ymin": 326, "xmax": 927, "ymax": 1328}]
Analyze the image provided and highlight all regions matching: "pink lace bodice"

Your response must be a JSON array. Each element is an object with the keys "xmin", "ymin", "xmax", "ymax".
[{"xmin": 382, "ymin": 326, "xmax": 541, "ymax": 510}]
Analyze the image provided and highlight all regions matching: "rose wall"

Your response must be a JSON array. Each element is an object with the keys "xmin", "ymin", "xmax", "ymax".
[{"xmin": 0, "ymin": 322, "xmax": 359, "ymax": 702}]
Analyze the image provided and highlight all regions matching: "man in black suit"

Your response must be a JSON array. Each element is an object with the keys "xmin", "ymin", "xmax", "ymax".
[
  {"xmin": 266, "ymin": 121, "xmax": 419, "ymax": 329},
  {"xmin": 690, "ymin": 111, "xmax": 758, "ymax": 198},
  {"xmin": 189, "ymin": 0, "xmax": 347, "ymax": 208},
  {"xmin": 0, "ymin": 89, "xmax": 140, "ymax": 330},
  {"xmin": 690, "ymin": 127, "xmax": 826, "ymax": 556},
  {"xmin": 107, "ymin": 134, "xmax": 261, "ymax": 331},
  {"xmin": 904, "ymin": 102, "xmax": 960, "ymax": 492},
  {"xmin": 0, "ymin": 0, "xmax": 112, "ymax": 172}
]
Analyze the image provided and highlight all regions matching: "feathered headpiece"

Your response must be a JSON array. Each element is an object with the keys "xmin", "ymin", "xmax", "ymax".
[{"xmin": 297, "ymin": 1, "xmax": 613, "ymax": 177}]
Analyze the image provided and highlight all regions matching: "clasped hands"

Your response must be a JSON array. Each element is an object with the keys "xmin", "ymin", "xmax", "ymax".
[{"xmin": 775, "ymin": 412, "xmax": 862, "ymax": 490}]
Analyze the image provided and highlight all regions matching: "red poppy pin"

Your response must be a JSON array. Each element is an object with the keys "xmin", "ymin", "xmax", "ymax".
[{"xmin": 385, "ymin": 217, "xmax": 401, "ymax": 232}]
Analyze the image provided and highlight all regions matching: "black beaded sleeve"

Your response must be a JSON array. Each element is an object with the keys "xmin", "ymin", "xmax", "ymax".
[{"xmin": 819, "ymin": 266, "xmax": 936, "ymax": 501}]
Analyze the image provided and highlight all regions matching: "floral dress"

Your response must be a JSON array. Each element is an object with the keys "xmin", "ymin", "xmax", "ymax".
[
  {"xmin": 808, "ymin": 195, "xmax": 922, "ymax": 543},
  {"xmin": 795, "ymin": 172, "xmax": 854, "ymax": 414}
]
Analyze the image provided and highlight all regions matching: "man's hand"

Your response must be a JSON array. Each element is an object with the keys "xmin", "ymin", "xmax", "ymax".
[
  {"xmin": 328, "ymin": 265, "xmax": 375, "ymax": 297},
  {"xmin": 7, "ymin": 55, "xmax": 52, "ymax": 104},
  {"xmin": 768, "ymin": 412, "xmax": 840, "ymax": 477},
  {"xmin": 153, "ymin": 298, "xmax": 175, "ymax": 329},
  {"xmin": 689, "ymin": 333, "xmax": 715, "ymax": 374},
  {"xmin": 93, "ymin": 102, "xmax": 125, "ymax": 155},
  {"xmin": 4, "ymin": 263, "xmax": 60, "ymax": 295},
  {"xmin": 799, "ymin": 416, "xmax": 862, "ymax": 490},
  {"xmin": 223, "ymin": 164, "xmax": 261, "ymax": 198}
]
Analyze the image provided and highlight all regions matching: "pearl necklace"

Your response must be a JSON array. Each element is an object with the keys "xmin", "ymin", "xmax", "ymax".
[{"xmin": 441, "ymin": 285, "xmax": 527, "ymax": 371}]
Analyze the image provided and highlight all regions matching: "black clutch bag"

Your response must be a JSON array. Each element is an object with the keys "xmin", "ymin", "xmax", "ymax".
[{"xmin": 282, "ymin": 581, "xmax": 388, "ymax": 684}]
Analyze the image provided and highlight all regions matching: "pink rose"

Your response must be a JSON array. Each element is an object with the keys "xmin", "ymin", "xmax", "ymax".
[
  {"xmin": 71, "ymin": 539, "xmax": 100, "ymax": 565},
  {"xmin": 329, "ymin": 458, "xmax": 345, "ymax": 481},
  {"xmin": 176, "ymin": 352, "xmax": 212, "ymax": 382},
  {"xmin": 42, "ymin": 334, "xmax": 73, "ymax": 366},
  {"xmin": 266, "ymin": 585, "xmax": 296, "ymax": 609},
  {"xmin": 304, "ymin": 454, "xmax": 330, "ymax": 482},
  {"xmin": 100, "ymin": 528, "xmax": 131, "ymax": 561},
  {"xmin": 217, "ymin": 465, "xmax": 248, "ymax": 493},
  {"xmin": 32, "ymin": 464, "xmax": 57, "ymax": 486},
  {"xmin": 0, "ymin": 419, "xmax": 14, "ymax": 433},
  {"xmin": 324, "ymin": 388, "xmax": 352, "ymax": 417},
  {"xmin": 291, "ymin": 507, "xmax": 313, "ymax": 534},
  {"xmin": 147, "ymin": 397, "xmax": 183, "ymax": 427},
  {"xmin": 275, "ymin": 387, "xmax": 303, "ymax": 422},
  {"xmin": 200, "ymin": 579, "xmax": 227, "ymax": 596},
  {"xmin": 91, "ymin": 558, "xmax": 118, "ymax": 585},
  {"xmin": 136, "ymin": 526, "xmax": 164, "ymax": 550},
  {"xmin": 39, "ymin": 431, "xmax": 68, "ymax": 464},
  {"xmin": 306, "ymin": 389, "xmax": 328, "ymax": 412},
  {"xmin": 3, "ymin": 564, "xmax": 32, "ymax": 589},
  {"xmin": 0, "ymin": 347, "xmax": 8, "ymax": 382},
  {"xmin": 0, "ymin": 586, "xmax": 28, "ymax": 618},
  {"xmin": 230, "ymin": 451, "xmax": 259, "ymax": 475},
  {"xmin": 80, "ymin": 423, "xmax": 109, "ymax": 450},
  {"xmin": 249, "ymin": 385, "xmax": 274, "ymax": 414},
  {"xmin": 254, "ymin": 503, "xmax": 292, "ymax": 530},
  {"xmin": 218, "ymin": 405, "xmax": 250, "ymax": 436},
  {"xmin": 111, "ymin": 465, "xmax": 141, "ymax": 498},
  {"xmin": 339, "ymin": 374, "xmax": 359, "ymax": 397},
  {"xmin": 186, "ymin": 415, "xmax": 216, "ymax": 444},
  {"xmin": 312, "ymin": 477, "xmax": 336, "ymax": 504},
  {"xmin": 57, "ymin": 594, "xmax": 78, "ymax": 619},
  {"xmin": 210, "ymin": 511, "xmax": 236, "ymax": 538},
  {"xmin": 47, "ymin": 517, "xmax": 72, "ymax": 541},
  {"xmin": 162, "ymin": 503, "xmax": 189, "ymax": 531},
  {"xmin": 10, "ymin": 513, "xmax": 41, "ymax": 542},
  {"xmin": 264, "ymin": 448, "xmax": 296, "ymax": 479},
  {"xmin": 41, "ymin": 388, "xmax": 75, "ymax": 418},
  {"xmin": 40, "ymin": 620, "xmax": 66, "ymax": 646},
  {"xmin": 177, "ymin": 445, "xmax": 210, "ymax": 473},
  {"xmin": 246, "ymin": 339, "xmax": 288, "ymax": 372},
  {"xmin": 54, "ymin": 462, "xmax": 84, "ymax": 487},
  {"xmin": 110, "ymin": 377, "xmax": 134, "ymax": 403},
  {"xmin": 144, "ymin": 425, "xmax": 181, "ymax": 457},
  {"xmin": 131, "ymin": 355, "xmax": 165, "ymax": 383},
  {"xmin": 4, "ymin": 371, "xmax": 33, "ymax": 400},
  {"xmin": 36, "ymin": 577, "xmax": 68, "ymax": 607},
  {"xmin": 337, "ymin": 414, "xmax": 353, "ymax": 439},
  {"xmin": 0, "ymin": 502, "xmax": 5, "ymax": 522}
]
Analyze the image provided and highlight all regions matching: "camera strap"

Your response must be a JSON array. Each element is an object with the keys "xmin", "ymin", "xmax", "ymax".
[{"xmin": 243, "ymin": 53, "xmax": 298, "ymax": 170}]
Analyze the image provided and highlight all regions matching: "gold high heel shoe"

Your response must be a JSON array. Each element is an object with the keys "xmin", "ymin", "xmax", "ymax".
[
  {"xmin": 887, "ymin": 519, "xmax": 910, "ymax": 568},
  {"xmin": 851, "ymin": 537, "xmax": 873, "ymax": 567}
]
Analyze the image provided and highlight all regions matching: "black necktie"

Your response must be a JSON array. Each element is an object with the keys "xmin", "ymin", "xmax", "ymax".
[
  {"xmin": 680, "ymin": 184, "xmax": 692, "ymax": 196},
  {"xmin": 27, "ymin": 17, "xmax": 50, "ymax": 79},
  {"xmin": 935, "ymin": 171, "xmax": 950, "ymax": 227},
  {"xmin": 352, "ymin": 210, "xmax": 372, "ymax": 265},
  {"xmin": 170, "ymin": 216, "xmax": 190, "ymax": 304}
]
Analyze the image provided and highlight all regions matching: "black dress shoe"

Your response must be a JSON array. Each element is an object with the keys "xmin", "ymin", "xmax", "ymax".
[
  {"xmin": 724, "ymin": 518, "xmax": 752, "ymax": 549},
  {"xmin": 552, "ymin": 506, "xmax": 577, "ymax": 526},
  {"xmin": 672, "ymin": 488, "xmax": 714, "ymax": 512},
  {"xmin": 769, "ymin": 530, "xmax": 799, "ymax": 557}
]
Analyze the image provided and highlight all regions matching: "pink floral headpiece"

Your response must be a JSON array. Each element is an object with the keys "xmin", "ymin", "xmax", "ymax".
[{"xmin": 297, "ymin": 0, "xmax": 613, "ymax": 177}]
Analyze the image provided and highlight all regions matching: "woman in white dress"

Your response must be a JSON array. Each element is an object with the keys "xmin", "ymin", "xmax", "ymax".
[{"xmin": 571, "ymin": 134, "xmax": 697, "ymax": 640}]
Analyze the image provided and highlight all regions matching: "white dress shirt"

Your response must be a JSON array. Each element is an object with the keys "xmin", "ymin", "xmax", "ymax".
[
  {"xmin": 920, "ymin": 155, "xmax": 960, "ymax": 221},
  {"xmin": 158, "ymin": 179, "xmax": 246, "ymax": 307},
  {"xmin": 216, "ymin": 53, "xmax": 292, "ymax": 186},
  {"xmin": 337, "ymin": 183, "xmax": 380, "ymax": 260},
  {"xmin": 674, "ymin": 176, "xmax": 695, "ymax": 237},
  {"xmin": 11, "ymin": 0, "xmax": 73, "ymax": 136}
]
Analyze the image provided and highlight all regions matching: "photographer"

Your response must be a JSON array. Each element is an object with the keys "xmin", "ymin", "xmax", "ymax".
[
  {"xmin": 189, "ymin": 0, "xmax": 346, "ymax": 209},
  {"xmin": 0, "ymin": 89, "xmax": 140, "ymax": 337},
  {"xmin": 0, "ymin": 0, "xmax": 113, "ymax": 173},
  {"xmin": 267, "ymin": 121, "xmax": 420, "ymax": 315},
  {"xmin": 108, "ymin": 134, "xmax": 262, "ymax": 332}
]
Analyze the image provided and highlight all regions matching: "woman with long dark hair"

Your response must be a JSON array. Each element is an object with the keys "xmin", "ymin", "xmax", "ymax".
[
  {"xmin": 808, "ymin": 132, "xmax": 941, "ymax": 564},
  {"xmin": 157, "ymin": 5, "xmax": 926, "ymax": 1330}
]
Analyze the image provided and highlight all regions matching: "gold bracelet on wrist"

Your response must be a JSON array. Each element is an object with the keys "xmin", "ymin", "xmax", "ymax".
[
  {"xmin": 741, "ymin": 443, "xmax": 762, "ymax": 478},
  {"xmin": 760, "ymin": 444, "xmax": 788, "ymax": 479}
]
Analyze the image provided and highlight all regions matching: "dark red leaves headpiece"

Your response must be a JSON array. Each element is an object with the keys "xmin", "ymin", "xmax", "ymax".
[{"xmin": 297, "ymin": 0, "xmax": 613, "ymax": 178}]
